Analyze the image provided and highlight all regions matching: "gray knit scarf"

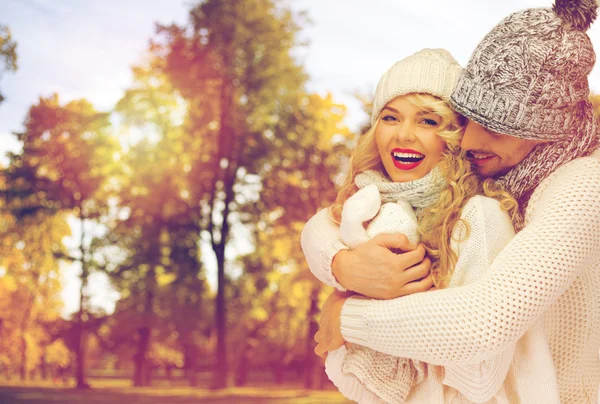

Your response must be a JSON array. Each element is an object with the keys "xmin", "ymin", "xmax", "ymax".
[
  {"xmin": 496, "ymin": 110, "xmax": 600, "ymax": 231},
  {"xmin": 355, "ymin": 166, "xmax": 447, "ymax": 211}
]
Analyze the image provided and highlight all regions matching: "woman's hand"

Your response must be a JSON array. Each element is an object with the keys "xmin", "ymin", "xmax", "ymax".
[
  {"xmin": 332, "ymin": 233, "xmax": 433, "ymax": 299},
  {"xmin": 314, "ymin": 290, "xmax": 353, "ymax": 358}
]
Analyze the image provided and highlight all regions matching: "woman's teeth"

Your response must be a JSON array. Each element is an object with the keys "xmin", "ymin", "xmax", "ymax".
[{"xmin": 393, "ymin": 152, "xmax": 424, "ymax": 163}]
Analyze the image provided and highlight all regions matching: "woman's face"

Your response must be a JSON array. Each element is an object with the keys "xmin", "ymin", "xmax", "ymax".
[{"xmin": 375, "ymin": 96, "xmax": 447, "ymax": 182}]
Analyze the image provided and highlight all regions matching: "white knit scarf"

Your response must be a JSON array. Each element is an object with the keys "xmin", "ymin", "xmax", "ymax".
[
  {"xmin": 354, "ymin": 166, "xmax": 447, "ymax": 210},
  {"xmin": 496, "ymin": 111, "xmax": 600, "ymax": 231}
]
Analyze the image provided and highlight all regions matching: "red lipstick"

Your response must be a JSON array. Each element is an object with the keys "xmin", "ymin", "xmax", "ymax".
[{"xmin": 391, "ymin": 148, "xmax": 425, "ymax": 171}]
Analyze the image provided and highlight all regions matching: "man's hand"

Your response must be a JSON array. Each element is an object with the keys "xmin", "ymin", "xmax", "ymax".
[
  {"xmin": 332, "ymin": 233, "xmax": 433, "ymax": 299},
  {"xmin": 314, "ymin": 290, "xmax": 352, "ymax": 358}
]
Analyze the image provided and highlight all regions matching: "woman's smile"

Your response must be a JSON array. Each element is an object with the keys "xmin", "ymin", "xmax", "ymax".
[{"xmin": 391, "ymin": 148, "xmax": 425, "ymax": 170}]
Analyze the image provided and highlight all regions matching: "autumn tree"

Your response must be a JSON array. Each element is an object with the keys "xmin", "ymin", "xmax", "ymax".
[
  {"xmin": 153, "ymin": 0, "xmax": 311, "ymax": 388},
  {"xmin": 0, "ymin": 206, "xmax": 68, "ymax": 380},
  {"xmin": 1, "ymin": 95, "xmax": 120, "ymax": 388},
  {"xmin": 0, "ymin": 24, "xmax": 17, "ymax": 104},
  {"xmin": 245, "ymin": 92, "xmax": 354, "ymax": 388},
  {"xmin": 108, "ymin": 63, "xmax": 211, "ymax": 386}
]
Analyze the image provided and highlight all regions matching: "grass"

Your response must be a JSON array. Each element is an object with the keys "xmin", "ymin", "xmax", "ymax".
[{"xmin": 0, "ymin": 378, "xmax": 352, "ymax": 403}]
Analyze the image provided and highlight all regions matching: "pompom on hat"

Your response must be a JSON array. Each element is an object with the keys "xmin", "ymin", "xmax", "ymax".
[
  {"xmin": 371, "ymin": 49, "xmax": 462, "ymax": 126},
  {"xmin": 553, "ymin": 0, "xmax": 598, "ymax": 30},
  {"xmin": 450, "ymin": 0, "xmax": 600, "ymax": 141}
]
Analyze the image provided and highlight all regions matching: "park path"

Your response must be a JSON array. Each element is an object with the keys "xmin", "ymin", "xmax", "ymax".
[{"xmin": 0, "ymin": 385, "xmax": 351, "ymax": 404}]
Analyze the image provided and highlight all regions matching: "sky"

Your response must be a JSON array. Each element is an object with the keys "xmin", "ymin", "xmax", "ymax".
[{"xmin": 1, "ymin": 0, "xmax": 600, "ymax": 316}]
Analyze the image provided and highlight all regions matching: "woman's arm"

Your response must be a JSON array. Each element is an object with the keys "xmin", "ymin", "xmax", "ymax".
[
  {"xmin": 300, "ymin": 207, "xmax": 349, "ymax": 291},
  {"xmin": 337, "ymin": 157, "xmax": 600, "ymax": 365}
]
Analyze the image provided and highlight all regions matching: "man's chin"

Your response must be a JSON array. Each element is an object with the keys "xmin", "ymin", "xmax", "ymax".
[
  {"xmin": 473, "ymin": 167, "xmax": 495, "ymax": 178},
  {"xmin": 474, "ymin": 165, "xmax": 506, "ymax": 179}
]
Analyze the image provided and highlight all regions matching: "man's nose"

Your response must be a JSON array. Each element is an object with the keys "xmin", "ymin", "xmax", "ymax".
[{"xmin": 460, "ymin": 121, "xmax": 481, "ymax": 151}]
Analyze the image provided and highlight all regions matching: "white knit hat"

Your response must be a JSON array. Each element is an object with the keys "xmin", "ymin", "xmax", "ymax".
[{"xmin": 371, "ymin": 48, "xmax": 463, "ymax": 126}]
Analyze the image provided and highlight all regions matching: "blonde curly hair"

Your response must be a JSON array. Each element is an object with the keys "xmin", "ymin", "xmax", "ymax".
[{"xmin": 331, "ymin": 93, "xmax": 518, "ymax": 288}]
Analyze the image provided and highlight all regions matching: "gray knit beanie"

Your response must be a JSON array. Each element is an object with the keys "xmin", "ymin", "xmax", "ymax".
[
  {"xmin": 451, "ymin": 0, "xmax": 600, "ymax": 231},
  {"xmin": 450, "ymin": 0, "xmax": 599, "ymax": 141},
  {"xmin": 371, "ymin": 49, "xmax": 462, "ymax": 126}
]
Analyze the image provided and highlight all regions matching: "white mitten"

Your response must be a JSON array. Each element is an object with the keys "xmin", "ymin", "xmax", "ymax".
[
  {"xmin": 340, "ymin": 185, "xmax": 382, "ymax": 249},
  {"xmin": 366, "ymin": 200, "xmax": 420, "ymax": 245}
]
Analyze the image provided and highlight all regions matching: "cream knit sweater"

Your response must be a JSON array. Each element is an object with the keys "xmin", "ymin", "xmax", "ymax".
[
  {"xmin": 302, "ymin": 155, "xmax": 600, "ymax": 403},
  {"xmin": 304, "ymin": 192, "xmax": 520, "ymax": 403}
]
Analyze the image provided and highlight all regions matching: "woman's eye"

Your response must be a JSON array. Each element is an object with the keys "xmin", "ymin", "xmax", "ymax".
[
  {"xmin": 382, "ymin": 115, "xmax": 398, "ymax": 122},
  {"xmin": 422, "ymin": 118, "xmax": 439, "ymax": 126}
]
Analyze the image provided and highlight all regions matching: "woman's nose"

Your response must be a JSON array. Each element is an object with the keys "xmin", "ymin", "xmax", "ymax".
[{"xmin": 395, "ymin": 122, "xmax": 416, "ymax": 142}]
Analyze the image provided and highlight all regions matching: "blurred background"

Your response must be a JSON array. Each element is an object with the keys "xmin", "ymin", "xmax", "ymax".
[{"xmin": 0, "ymin": 0, "xmax": 599, "ymax": 403}]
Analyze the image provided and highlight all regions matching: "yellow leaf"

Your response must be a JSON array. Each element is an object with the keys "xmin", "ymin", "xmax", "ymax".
[{"xmin": 250, "ymin": 307, "xmax": 268, "ymax": 322}]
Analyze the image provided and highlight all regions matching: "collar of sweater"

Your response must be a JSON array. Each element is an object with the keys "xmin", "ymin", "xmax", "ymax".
[{"xmin": 354, "ymin": 166, "xmax": 446, "ymax": 210}]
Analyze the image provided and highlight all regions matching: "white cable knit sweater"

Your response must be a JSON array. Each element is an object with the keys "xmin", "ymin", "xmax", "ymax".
[
  {"xmin": 302, "ymin": 155, "xmax": 600, "ymax": 403},
  {"xmin": 304, "ymin": 191, "xmax": 520, "ymax": 403}
]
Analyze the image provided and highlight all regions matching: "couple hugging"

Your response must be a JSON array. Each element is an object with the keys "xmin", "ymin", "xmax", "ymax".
[{"xmin": 301, "ymin": 0, "xmax": 600, "ymax": 403}]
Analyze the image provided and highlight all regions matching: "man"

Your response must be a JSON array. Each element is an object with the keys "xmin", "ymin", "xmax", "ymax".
[{"xmin": 307, "ymin": 0, "xmax": 600, "ymax": 402}]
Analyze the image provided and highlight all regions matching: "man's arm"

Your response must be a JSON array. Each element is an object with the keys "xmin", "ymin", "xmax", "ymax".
[
  {"xmin": 316, "ymin": 196, "xmax": 518, "ymax": 402},
  {"xmin": 333, "ymin": 236, "xmax": 432, "ymax": 299},
  {"xmin": 301, "ymin": 208, "xmax": 433, "ymax": 299},
  {"xmin": 336, "ymin": 157, "xmax": 600, "ymax": 365}
]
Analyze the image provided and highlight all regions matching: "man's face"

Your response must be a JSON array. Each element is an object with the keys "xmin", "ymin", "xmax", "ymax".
[{"xmin": 460, "ymin": 120, "xmax": 542, "ymax": 178}]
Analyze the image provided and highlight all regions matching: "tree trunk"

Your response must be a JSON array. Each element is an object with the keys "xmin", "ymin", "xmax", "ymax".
[
  {"xmin": 133, "ymin": 326, "xmax": 151, "ymax": 386},
  {"xmin": 184, "ymin": 343, "xmax": 197, "ymax": 387},
  {"xmin": 165, "ymin": 365, "xmax": 172, "ymax": 384},
  {"xmin": 74, "ymin": 319, "xmax": 89, "ymax": 388},
  {"xmin": 40, "ymin": 348, "xmax": 48, "ymax": 380},
  {"xmin": 209, "ymin": 46, "xmax": 239, "ymax": 389},
  {"xmin": 132, "ymin": 267, "xmax": 155, "ymax": 387},
  {"xmin": 75, "ymin": 214, "xmax": 90, "ymax": 389},
  {"xmin": 19, "ymin": 292, "xmax": 35, "ymax": 381},
  {"xmin": 146, "ymin": 363, "xmax": 153, "ymax": 386},
  {"xmin": 19, "ymin": 334, "xmax": 27, "ymax": 381},
  {"xmin": 304, "ymin": 285, "xmax": 320, "ymax": 389},
  {"xmin": 234, "ymin": 347, "xmax": 248, "ymax": 387},
  {"xmin": 273, "ymin": 361, "xmax": 284, "ymax": 385},
  {"xmin": 212, "ymin": 244, "xmax": 227, "ymax": 389}
]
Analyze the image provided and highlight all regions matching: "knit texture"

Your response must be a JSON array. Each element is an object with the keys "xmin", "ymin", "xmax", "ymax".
[
  {"xmin": 495, "ymin": 116, "xmax": 599, "ymax": 230},
  {"xmin": 450, "ymin": 0, "xmax": 600, "ymax": 228},
  {"xmin": 339, "ymin": 156, "xmax": 600, "ymax": 404},
  {"xmin": 325, "ymin": 346, "xmax": 386, "ymax": 404},
  {"xmin": 337, "ymin": 184, "xmax": 426, "ymax": 403},
  {"xmin": 450, "ymin": 3, "xmax": 597, "ymax": 141},
  {"xmin": 340, "ymin": 185, "xmax": 419, "ymax": 248},
  {"xmin": 354, "ymin": 167, "xmax": 447, "ymax": 212},
  {"xmin": 371, "ymin": 49, "xmax": 462, "ymax": 126},
  {"xmin": 316, "ymin": 195, "xmax": 519, "ymax": 403}
]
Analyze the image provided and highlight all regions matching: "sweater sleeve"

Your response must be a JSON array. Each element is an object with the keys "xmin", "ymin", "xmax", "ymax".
[
  {"xmin": 325, "ymin": 346, "xmax": 386, "ymax": 404},
  {"xmin": 340, "ymin": 157, "xmax": 600, "ymax": 365},
  {"xmin": 300, "ymin": 208, "xmax": 348, "ymax": 291},
  {"xmin": 441, "ymin": 196, "xmax": 516, "ymax": 403}
]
